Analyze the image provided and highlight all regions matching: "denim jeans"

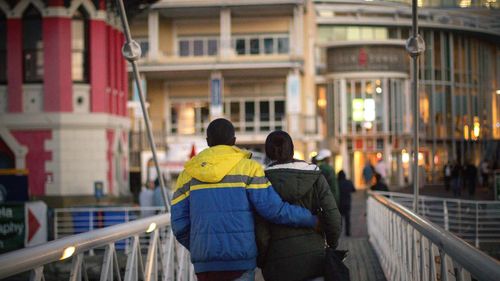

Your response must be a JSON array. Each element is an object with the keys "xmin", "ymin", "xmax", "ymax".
[{"xmin": 233, "ymin": 269, "xmax": 255, "ymax": 281}]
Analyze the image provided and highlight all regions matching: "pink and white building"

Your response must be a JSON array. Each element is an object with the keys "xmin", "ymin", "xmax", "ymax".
[{"xmin": 0, "ymin": 0, "xmax": 130, "ymax": 201}]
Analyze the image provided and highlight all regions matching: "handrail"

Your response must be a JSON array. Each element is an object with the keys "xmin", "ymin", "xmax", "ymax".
[
  {"xmin": 368, "ymin": 191, "xmax": 500, "ymax": 281},
  {"xmin": 374, "ymin": 190, "xmax": 500, "ymax": 204},
  {"xmin": 0, "ymin": 213, "xmax": 170, "ymax": 279}
]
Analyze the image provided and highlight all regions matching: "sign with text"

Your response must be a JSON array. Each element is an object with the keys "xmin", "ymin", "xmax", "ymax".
[
  {"xmin": 327, "ymin": 45, "xmax": 409, "ymax": 73},
  {"xmin": 0, "ymin": 204, "xmax": 25, "ymax": 253},
  {"xmin": 210, "ymin": 76, "xmax": 223, "ymax": 117}
]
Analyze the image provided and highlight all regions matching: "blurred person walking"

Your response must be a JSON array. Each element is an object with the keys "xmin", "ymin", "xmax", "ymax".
[
  {"xmin": 480, "ymin": 160, "xmax": 490, "ymax": 188},
  {"xmin": 338, "ymin": 170, "xmax": 356, "ymax": 237},
  {"xmin": 362, "ymin": 161, "xmax": 374, "ymax": 187},
  {"xmin": 451, "ymin": 162, "xmax": 462, "ymax": 198},
  {"xmin": 444, "ymin": 161, "xmax": 452, "ymax": 191},
  {"xmin": 374, "ymin": 159, "xmax": 388, "ymax": 180},
  {"xmin": 139, "ymin": 181, "xmax": 155, "ymax": 217},
  {"xmin": 316, "ymin": 149, "xmax": 340, "ymax": 206},
  {"xmin": 255, "ymin": 131, "xmax": 341, "ymax": 281},
  {"xmin": 370, "ymin": 173, "xmax": 389, "ymax": 192},
  {"xmin": 464, "ymin": 161, "xmax": 478, "ymax": 196}
]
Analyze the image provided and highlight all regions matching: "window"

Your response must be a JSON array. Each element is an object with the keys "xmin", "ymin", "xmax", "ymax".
[
  {"xmin": 233, "ymin": 35, "xmax": 289, "ymax": 55},
  {"xmin": 179, "ymin": 40, "xmax": 190, "ymax": 57},
  {"xmin": 72, "ymin": 7, "xmax": 89, "ymax": 82},
  {"xmin": 23, "ymin": 5, "xmax": 43, "ymax": 82},
  {"xmin": 136, "ymin": 38, "xmax": 149, "ymax": 58},
  {"xmin": 0, "ymin": 12, "xmax": 6, "ymax": 84},
  {"xmin": 277, "ymin": 37, "xmax": 289, "ymax": 54},
  {"xmin": 193, "ymin": 39, "xmax": 203, "ymax": 56},
  {"xmin": 178, "ymin": 37, "xmax": 218, "ymax": 57},
  {"xmin": 235, "ymin": 39, "xmax": 246, "ymax": 55},
  {"xmin": 250, "ymin": 38, "xmax": 260, "ymax": 55}
]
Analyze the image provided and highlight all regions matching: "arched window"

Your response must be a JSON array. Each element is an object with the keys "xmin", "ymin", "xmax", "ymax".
[
  {"xmin": 23, "ymin": 5, "xmax": 43, "ymax": 83},
  {"xmin": 72, "ymin": 7, "xmax": 89, "ymax": 83},
  {"xmin": 0, "ymin": 11, "xmax": 6, "ymax": 84}
]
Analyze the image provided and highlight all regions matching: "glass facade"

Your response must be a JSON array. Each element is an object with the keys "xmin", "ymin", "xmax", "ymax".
[{"xmin": 319, "ymin": 22, "xmax": 499, "ymax": 185}]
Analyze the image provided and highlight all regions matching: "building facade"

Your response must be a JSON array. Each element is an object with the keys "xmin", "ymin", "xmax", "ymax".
[
  {"xmin": 0, "ymin": 0, "xmax": 130, "ymax": 204},
  {"xmin": 315, "ymin": 0, "xmax": 500, "ymax": 187},
  {"xmin": 129, "ymin": 0, "xmax": 320, "ymax": 182}
]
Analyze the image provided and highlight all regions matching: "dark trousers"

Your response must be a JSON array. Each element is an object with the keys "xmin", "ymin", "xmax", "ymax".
[{"xmin": 340, "ymin": 207, "xmax": 351, "ymax": 236}]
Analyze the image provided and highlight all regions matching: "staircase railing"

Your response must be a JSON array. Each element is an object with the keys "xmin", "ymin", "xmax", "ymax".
[{"xmin": 367, "ymin": 191, "xmax": 500, "ymax": 281}]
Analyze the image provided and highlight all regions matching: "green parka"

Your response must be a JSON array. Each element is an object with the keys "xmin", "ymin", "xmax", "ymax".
[{"xmin": 255, "ymin": 161, "xmax": 342, "ymax": 281}]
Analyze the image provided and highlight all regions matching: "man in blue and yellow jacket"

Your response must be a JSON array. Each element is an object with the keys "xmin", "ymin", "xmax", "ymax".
[{"xmin": 171, "ymin": 119, "xmax": 318, "ymax": 281}]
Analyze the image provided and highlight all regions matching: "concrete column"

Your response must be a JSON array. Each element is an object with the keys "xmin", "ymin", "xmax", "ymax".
[
  {"xmin": 220, "ymin": 8, "xmax": 232, "ymax": 58},
  {"xmin": 89, "ymin": 18, "xmax": 107, "ymax": 112},
  {"xmin": 292, "ymin": 5, "xmax": 304, "ymax": 56},
  {"xmin": 340, "ymin": 79, "xmax": 347, "ymax": 135},
  {"xmin": 148, "ymin": 10, "xmax": 159, "ymax": 60},
  {"xmin": 43, "ymin": 16, "xmax": 72, "ymax": 112}
]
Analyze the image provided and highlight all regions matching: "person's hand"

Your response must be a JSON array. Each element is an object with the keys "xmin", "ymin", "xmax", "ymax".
[{"xmin": 314, "ymin": 216, "xmax": 323, "ymax": 233}]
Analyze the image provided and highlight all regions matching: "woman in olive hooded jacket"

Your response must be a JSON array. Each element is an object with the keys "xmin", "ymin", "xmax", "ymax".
[{"xmin": 255, "ymin": 131, "xmax": 342, "ymax": 281}]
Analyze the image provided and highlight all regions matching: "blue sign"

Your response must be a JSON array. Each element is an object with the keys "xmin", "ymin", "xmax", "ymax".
[
  {"xmin": 211, "ymin": 78, "xmax": 222, "ymax": 106},
  {"xmin": 94, "ymin": 181, "xmax": 104, "ymax": 200}
]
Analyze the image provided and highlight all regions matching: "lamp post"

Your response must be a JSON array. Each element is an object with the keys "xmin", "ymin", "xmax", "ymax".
[
  {"xmin": 115, "ymin": 0, "xmax": 170, "ymax": 211},
  {"xmin": 406, "ymin": 0, "xmax": 425, "ymax": 213}
]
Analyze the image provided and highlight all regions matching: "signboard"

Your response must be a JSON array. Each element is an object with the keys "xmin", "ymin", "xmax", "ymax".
[
  {"xmin": 210, "ymin": 76, "xmax": 223, "ymax": 116},
  {"xmin": 0, "ymin": 202, "xmax": 47, "ymax": 254},
  {"xmin": 0, "ymin": 204, "xmax": 25, "ymax": 253},
  {"xmin": 94, "ymin": 181, "xmax": 104, "ymax": 200},
  {"xmin": 327, "ymin": 45, "xmax": 409, "ymax": 73},
  {"xmin": 352, "ymin": 98, "xmax": 375, "ymax": 122},
  {"xmin": 0, "ymin": 174, "xmax": 29, "ymax": 203}
]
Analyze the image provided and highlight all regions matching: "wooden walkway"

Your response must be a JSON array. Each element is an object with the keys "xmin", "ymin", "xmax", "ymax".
[{"xmin": 337, "ymin": 190, "xmax": 387, "ymax": 281}]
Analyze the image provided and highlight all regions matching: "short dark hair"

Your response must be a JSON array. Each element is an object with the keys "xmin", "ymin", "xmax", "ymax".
[
  {"xmin": 265, "ymin": 130, "xmax": 294, "ymax": 163},
  {"xmin": 338, "ymin": 170, "xmax": 346, "ymax": 181},
  {"xmin": 206, "ymin": 118, "xmax": 236, "ymax": 147}
]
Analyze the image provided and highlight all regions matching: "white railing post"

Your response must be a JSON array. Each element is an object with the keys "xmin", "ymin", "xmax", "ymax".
[
  {"xmin": 475, "ymin": 203, "xmax": 479, "ymax": 248},
  {"xmin": 443, "ymin": 200, "xmax": 449, "ymax": 231}
]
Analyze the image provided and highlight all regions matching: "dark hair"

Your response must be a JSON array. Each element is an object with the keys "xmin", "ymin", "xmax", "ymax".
[
  {"xmin": 206, "ymin": 118, "xmax": 235, "ymax": 147},
  {"xmin": 338, "ymin": 170, "xmax": 346, "ymax": 181},
  {"xmin": 265, "ymin": 131, "xmax": 294, "ymax": 163}
]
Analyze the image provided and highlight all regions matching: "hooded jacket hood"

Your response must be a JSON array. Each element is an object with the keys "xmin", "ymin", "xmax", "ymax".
[
  {"xmin": 265, "ymin": 161, "xmax": 321, "ymax": 201},
  {"xmin": 184, "ymin": 145, "xmax": 251, "ymax": 183}
]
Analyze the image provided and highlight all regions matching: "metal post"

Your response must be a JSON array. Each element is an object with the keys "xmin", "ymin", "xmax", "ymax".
[
  {"xmin": 406, "ymin": 0, "xmax": 425, "ymax": 213},
  {"xmin": 115, "ymin": 0, "xmax": 170, "ymax": 211}
]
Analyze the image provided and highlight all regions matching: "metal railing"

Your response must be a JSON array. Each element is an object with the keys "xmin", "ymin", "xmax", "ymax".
[
  {"xmin": 367, "ymin": 191, "xmax": 500, "ymax": 281},
  {"xmin": 0, "ymin": 214, "xmax": 196, "ymax": 281},
  {"xmin": 375, "ymin": 191, "xmax": 500, "ymax": 248}
]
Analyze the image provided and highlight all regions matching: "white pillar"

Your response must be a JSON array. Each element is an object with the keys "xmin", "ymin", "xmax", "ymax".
[
  {"xmin": 148, "ymin": 10, "xmax": 159, "ymax": 60},
  {"xmin": 286, "ymin": 70, "xmax": 301, "ymax": 135},
  {"xmin": 220, "ymin": 8, "xmax": 232, "ymax": 58},
  {"xmin": 292, "ymin": 5, "xmax": 304, "ymax": 56},
  {"xmin": 340, "ymin": 79, "xmax": 347, "ymax": 135}
]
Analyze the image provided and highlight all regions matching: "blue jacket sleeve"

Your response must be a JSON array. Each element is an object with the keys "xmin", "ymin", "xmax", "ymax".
[
  {"xmin": 246, "ymin": 175, "xmax": 316, "ymax": 228},
  {"xmin": 171, "ymin": 174, "xmax": 191, "ymax": 249}
]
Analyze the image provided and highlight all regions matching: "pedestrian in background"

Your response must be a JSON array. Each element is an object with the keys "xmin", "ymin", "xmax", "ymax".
[
  {"xmin": 464, "ymin": 161, "xmax": 477, "ymax": 196},
  {"xmin": 153, "ymin": 177, "xmax": 172, "ymax": 210},
  {"xmin": 256, "ymin": 130, "xmax": 341, "ymax": 281},
  {"xmin": 362, "ymin": 160, "xmax": 374, "ymax": 187},
  {"xmin": 316, "ymin": 149, "xmax": 340, "ymax": 206},
  {"xmin": 480, "ymin": 160, "xmax": 490, "ymax": 188},
  {"xmin": 139, "ymin": 181, "xmax": 155, "ymax": 217},
  {"xmin": 451, "ymin": 162, "xmax": 462, "ymax": 197},
  {"xmin": 370, "ymin": 173, "xmax": 389, "ymax": 192},
  {"xmin": 338, "ymin": 170, "xmax": 355, "ymax": 237},
  {"xmin": 444, "ymin": 161, "xmax": 452, "ymax": 192},
  {"xmin": 374, "ymin": 158, "xmax": 388, "ymax": 180}
]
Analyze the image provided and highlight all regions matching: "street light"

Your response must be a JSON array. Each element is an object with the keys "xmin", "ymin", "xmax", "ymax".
[{"xmin": 406, "ymin": 0, "xmax": 426, "ymax": 213}]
